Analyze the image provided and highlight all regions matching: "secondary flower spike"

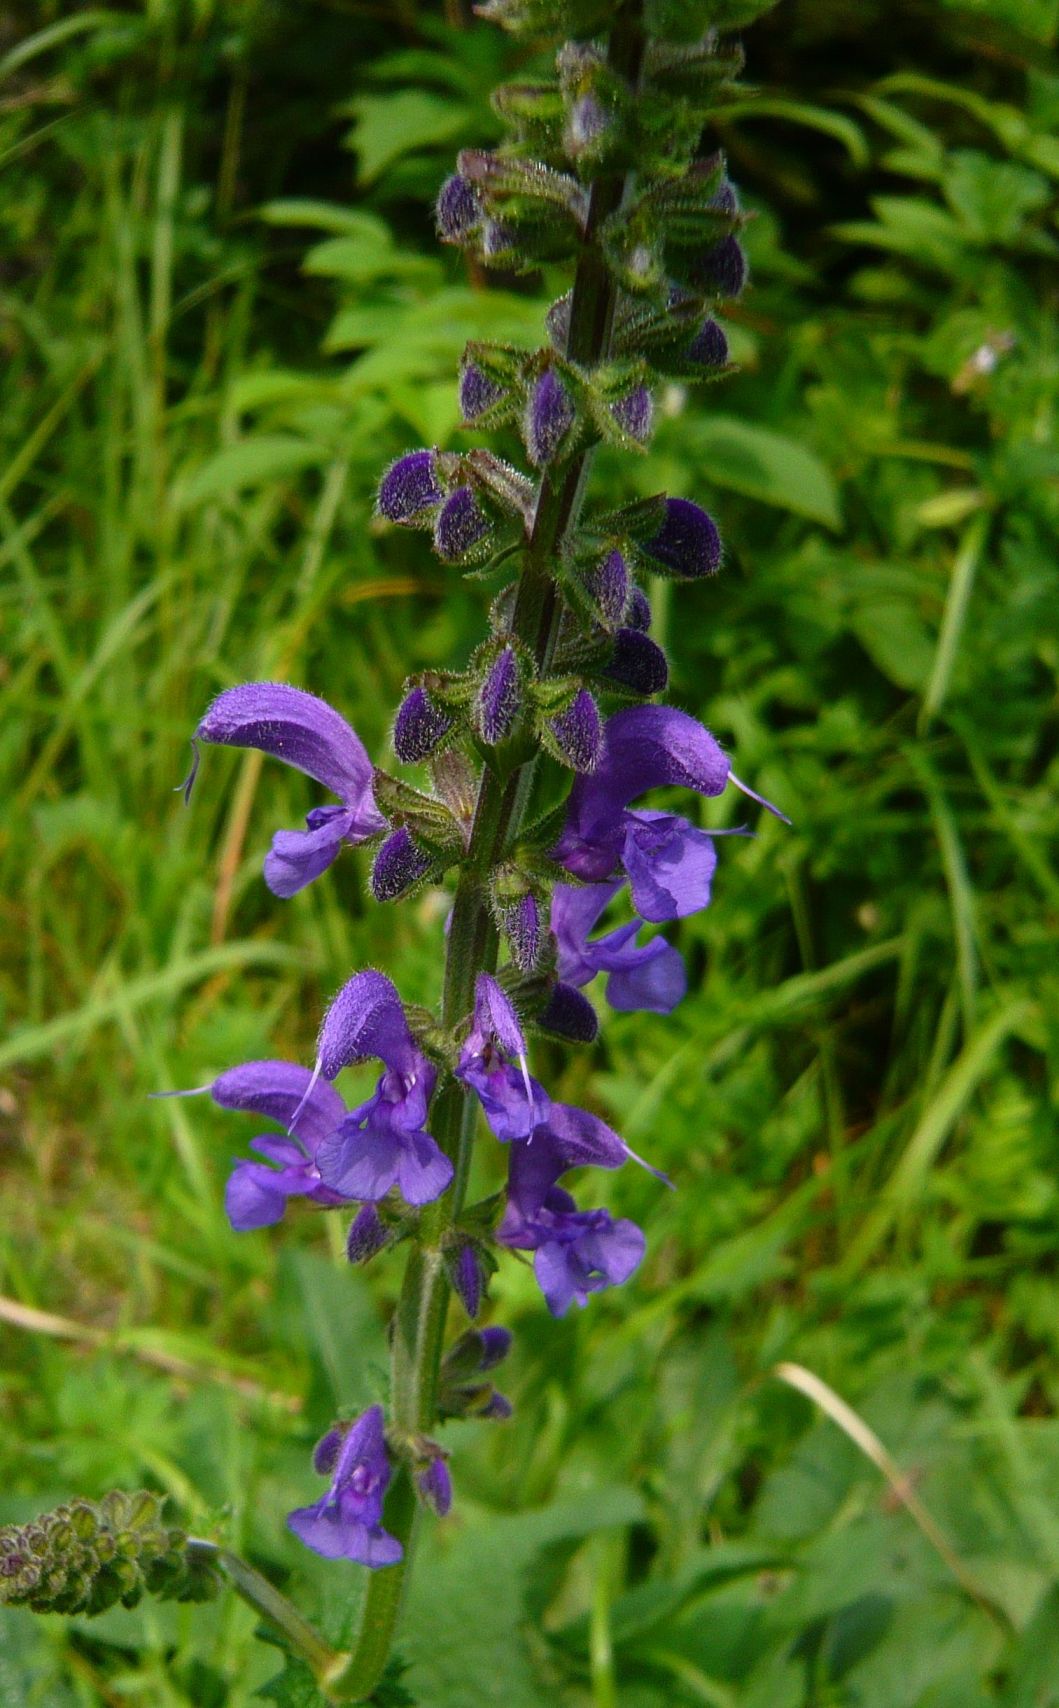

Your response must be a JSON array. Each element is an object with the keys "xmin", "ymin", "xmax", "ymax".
[
  {"xmin": 555, "ymin": 704, "xmax": 785, "ymax": 921},
  {"xmin": 288, "ymin": 1406, "xmax": 403, "ymax": 1568},
  {"xmin": 311, "ymin": 970, "xmax": 452, "ymax": 1206},
  {"xmin": 192, "ymin": 683, "xmax": 385, "ymax": 897}
]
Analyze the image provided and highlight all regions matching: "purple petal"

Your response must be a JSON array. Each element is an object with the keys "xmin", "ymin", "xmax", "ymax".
[
  {"xmin": 627, "ymin": 587, "xmax": 652, "ymax": 632},
  {"xmin": 434, "ymin": 487, "xmax": 492, "ymax": 564},
  {"xmin": 346, "ymin": 1203, "xmax": 390, "ymax": 1263},
  {"xmin": 581, "ymin": 1215, "xmax": 645, "ymax": 1287},
  {"xmin": 538, "ymin": 982, "xmax": 599, "ymax": 1043},
  {"xmin": 396, "ymin": 1129, "xmax": 454, "ymax": 1207},
  {"xmin": 700, "ymin": 234, "xmax": 747, "ymax": 299},
  {"xmin": 451, "ymin": 1242, "xmax": 483, "ymax": 1319},
  {"xmin": 287, "ymin": 1503, "xmax": 402, "ymax": 1567},
  {"xmin": 316, "ymin": 1119, "xmax": 403, "ymax": 1201},
  {"xmin": 543, "ymin": 1102, "xmax": 629, "ymax": 1173},
  {"xmin": 196, "ymin": 683, "xmax": 380, "ymax": 819},
  {"xmin": 604, "ymin": 629, "xmax": 669, "ymax": 696},
  {"xmin": 377, "ymin": 449, "xmax": 443, "ymax": 524},
  {"xmin": 437, "ymin": 173, "xmax": 482, "ymax": 241},
  {"xmin": 317, "ymin": 970, "xmax": 418, "ymax": 1080},
  {"xmin": 533, "ymin": 1243, "xmax": 578, "ymax": 1316},
  {"xmin": 524, "ymin": 368, "xmax": 575, "ymax": 467},
  {"xmin": 263, "ymin": 805, "xmax": 354, "ymax": 898},
  {"xmin": 550, "ymin": 689, "xmax": 603, "ymax": 773},
  {"xmin": 224, "ymin": 1160, "xmax": 304, "ymax": 1231},
  {"xmin": 499, "ymin": 893, "xmax": 542, "ymax": 973},
  {"xmin": 621, "ymin": 809, "xmax": 718, "ymax": 923},
  {"xmin": 477, "ymin": 647, "xmax": 521, "ymax": 745},
  {"xmin": 459, "ymin": 361, "xmax": 505, "ymax": 421},
  {"xmin": 416, "ymin": 1458, "xmax": 453, "ymax": 1518},
  {"xmin": 477, "ymin": 1326, "xmax": 512, "ymax": 1370},
  {"xmin": 472, "ymin": 974, "xmax": 526, "ymax": 1061},
  {"xmin": 590, "ymin": 549, "xmax": 630, "ymax": 627},
  {"xmin": 611, "ymin": 384, "xmax": 653, "ymax": 444},
  {"xmin": 600, "ymin": 934, "xmax": 686, "ymax": 1015},
  {"xmin": 393, "ymin": 687, "xmax": 453, "ymax": 764},
  {"xmin": 210, "ymin": 1060, "xmax": 346, "ymax": 1148},
  {"xmin": 687, "ymin": 317, "xmax": 729, "ymax": 368},
  {"xmin": 371, "ymin": 826, "xmax": 434, "ymax": 902}
]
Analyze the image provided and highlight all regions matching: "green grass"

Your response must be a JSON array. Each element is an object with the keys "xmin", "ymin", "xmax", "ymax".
[{"xmin": 2, "ymin": 3, "xmax": 1058, "ymax": 1703}]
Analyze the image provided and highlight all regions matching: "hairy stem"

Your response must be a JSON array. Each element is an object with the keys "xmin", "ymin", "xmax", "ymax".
[{"xmin": 330, "ymin": 9, "xmax": 644, "ymax": 1699}]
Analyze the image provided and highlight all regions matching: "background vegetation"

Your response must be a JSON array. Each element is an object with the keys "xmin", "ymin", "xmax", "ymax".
[{"xmin": 1, "ymin": 0, "xmax": 1057, "ymax": 1701}]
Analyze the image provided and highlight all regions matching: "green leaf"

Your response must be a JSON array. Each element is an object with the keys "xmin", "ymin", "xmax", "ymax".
[
  {"xmin": 179, "ymin": 437, "xmax": 329, "ymax": 507},
  {"xmin": 671, "ymin": 416, "xmax": 842, "ymax": 528},
  {"xmin": 401, "ymin": 1489, "xmax": 643, "ymax": 1707},
  {"xmin": 348, "ymin": 91, "xmax": 471, "ymax": 184}
]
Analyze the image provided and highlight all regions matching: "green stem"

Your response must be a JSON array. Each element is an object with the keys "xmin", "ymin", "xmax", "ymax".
[{"xmin": 330, "ymin": 10, "xmax": 645, "ymax": 1699}]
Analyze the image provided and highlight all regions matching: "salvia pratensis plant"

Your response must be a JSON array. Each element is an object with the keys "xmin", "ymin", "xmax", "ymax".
[{"xmin": 2, "ymin": 0, "xmax": 786, "ymax": 1696}]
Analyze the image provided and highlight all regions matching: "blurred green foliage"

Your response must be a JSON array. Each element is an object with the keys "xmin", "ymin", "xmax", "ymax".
[{"xmin": 1, "ymin": 1, "xmax": 1057, "ymax": 1703}]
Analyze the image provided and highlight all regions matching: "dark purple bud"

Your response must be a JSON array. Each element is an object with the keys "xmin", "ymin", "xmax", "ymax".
[
  {"xmin": 711, "ymin": 181, "xmax": 739, "ymax": 216},
  {"xmin": 312, "ymin": 1427, "xmax": 343, "ymax": 1476},
  {"xmin": 539, "ymin": 981, "xmax": 599, "ymax": 1044},
  {"xmin": 546, "ymin": 292, "xmax": 572, "ymax": 351},
  {"xmin": 627, "ymin": 586, "xmax": 652, "ymax": 632},
  {"xmin": 415, "ymin": 1456, "xmax": 453, "ymax": 1518},
  {"xmin": 346, "ymin": 1203, "xmax": 390, "ymax": 1264},
  {"xmin": 434, "ymin": 486, "xmax": 492, "ymax": 564},
  {"xmin": 500, "ymin": 893, "xmax": 542, "ymax": 973},
  {"xmin": 371, "ymin": 826, "xmax": 433, "ymax": 902},
  {"xmin": 644, "ymin": 497, "xmax": 722, "ymax": 579},
  {"xmin": 452, "ymin": 1242, "xmax": 483, "ymax": 1319},
  {"xmin": 590, "ymin": 549, "xmax": 629, "ymax": 627},
  {"xmin": 437, "ymin": 173, "xmax": 481, "ymax": 241},
  {"xmin": 477, "ymin": 646, "xmax": 521, "ymax": 745},
  {"xmin": 480, "ymin": 1392, "xmax": 513, "ymax": 1420},
  {"xmin": 481, "ymin": 219, "xmax": 516, "ymax": 262},
  {"xmin": 524, "ymin": 368, "xmax": 575, "ymax": 467},
  {"xmin": 459, "ymin": 361, "xmax": 505, "ymax": 422},
  {"xmin": 687, "ymin": 317, "xmax": 729, "ymax": 368},
  {"xmin": 605, "ymin": 629, "xmax": 669, "ymax": 695},
  {"xmin": 393, "ymin": 687, "xmax": 453, "ymax": 765},
  {"xmin": 700, "ymin": 235, "xmax": 747, "ymax": 300},
  {"xmin": 567, "ymin": 92, "xmax": 610, "ymax": 153},
  {"xmin": 611, "ymin": 384, "xmax": 654, "ymax": 445},
  {"xmin": 377, "ymin": 449, "xmax": 443, "ymax": 524},
  {"xmin": 477, "ymin": 1326, "xmax": 512, "ymax": 1370},
  {"xmin": 549, "ymin": 689, "xmax": 603, "ymax": 773}
]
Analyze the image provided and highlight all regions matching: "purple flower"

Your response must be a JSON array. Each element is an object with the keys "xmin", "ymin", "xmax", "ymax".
[
  {"xmin": 311, "ymin": 971, "xmax": 453, "ymax": 1207},
  {"xmin": 377, "ymin": 449, "xmax": 443, "ymax": 524},
  {"xmin": 604, "ymin": 629, "xmax": 669, "ymax": 695},
  {"xmin": 192, "ymin": 683, "xmax": 385, "ymax": 898},
  {"xmin": 524, "ymin": 368, "xmax": 575, "ymax": 467},
  {"xmin": 288, "ymin": 1405, "xmax": 402, "ymax": 1568},
  {"xmin": 393, "ymin": 686, "xmax": 453, "ymax": 764},
  {"xmin": 456, "ymin": 974, "xmax": 546, "ymax": 1141},
  {"xmin": 687, "ymin": 317, "xmax": 729, "ymax": 368},
  {"xmin": 555, "ymin": 704, "xmax": 786, "ymax": 921},
  {"xmin": 611, "ymin": 384, "xmax": 653, "ymax": 445},
  {"xmin": 371, "ymin": 826, "xmax": 434, "ymax": 902},
  {"xmin": 590, "ymin": 549, "xmax": 630, "ymax": 628},
  {"xmin": 476, "ymin": 645, "xmax": 522, "ymax": 745},
  {"xmin": 643, "ymin": 497, "xmax": 721, "ymax": 580},
  {"xmin": 459, "ymin": 361, "xmax": 505, "ymax": 422},
  {"xmin": 549, "ymin": 688, "xmax": 603, "ymax": 772},
  {"xmin": 434, "ymin": 486, "xmax": 492, "ymax": 564},
  {"xmin": 552, "ymin": 881, "xmax": 687, "ymax": 1015},
  {"xmin": 498, "ymin": 1129, "xmax": 645, "ymax": 1317},
  {"xmin": 164, "ymin": 1059, "xmax": 351, "ymax": 1231}
]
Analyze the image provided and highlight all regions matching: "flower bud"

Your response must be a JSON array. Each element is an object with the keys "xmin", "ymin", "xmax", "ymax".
[
  {"xmin": 524, "ymin": 368, "xmax": 575, "ymax": 467},
  {"xmin": 415, "ymin": 1455, "xmax": 453, "ymax": 1518},
  {"xmin": 450, "ymin": 1241, "xmax": 484, "ymax": 1319},
  {"xmin": 604, "ymin": 628, "xmax": 669, "ymax": 695},
  {"xmin": 643, "ymin": 496, "xmax": 721, "ymax": 579},
  {"xmin": 627, "ymin": 586, "xmax": 652, "ymax": 632},
  {"xmin": 498, "ymin": 892, "xmax": 542, "ymax": 973},
  {"xmin": 480, "ymin": 1392, "xmax": 513, "ymax": 1420},
  {"xmin": 345, "ymin": 1203, "xmax": 391, "ymax": 1264},
  {"xmin": 590, "ymin": 548, "xmax": 630, "ymax": 628},
  {"xmin": 434, "ymin": 486, "xmax": 493, "ymax": 564},
  {"xmin": 377, "ymin": 449, "xmax": 443, "ymax": 525},
  {"xmin": 687, "ymin": 317, "xmax": 729, "ymax": 369},
  {"xmin": 393, "ymin": 687, "xmax": 453, "ymax": 765},
  {"xmin": 699, "ymin": 235, "xmax": 747, "ymax": 299},
  {"xmin": 436, "ymin": 173, "xmax": 482, "ymax": 242},
  {"xmin": 459, "ymin": 360, "xmax": 506, "ymax": 423},
  {"xmin": 549, "ymin": 688, "xmax": 603, "ymax": 773},
  {"xmin": 610, "ymin": 384, "xmax": 654, "ymax": 446},
  {"xmin": 565, "ymin": 91, "xmax": 612, "ymax": 160},
  {"xmin": 538, "ymin": 981, "xmax": 599, "ymax": 1044},
  {"xmin": 477, "ymin": 1326, "xmax": 513, "ymax": 1370},
  {"xmin": 371, "ymin": 826, "xmax": 434, "ymax": 902},
  {"xmin": 312, "ymin": 1427, "xmax": 343, "ymax": 1475},
  {"xmin": 475, "ymin": 646, "xmax": 521, "ymax": 745},
  {"xmin": 546, "ymin": 291, "xmax": 571, "ymax": 351}
]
